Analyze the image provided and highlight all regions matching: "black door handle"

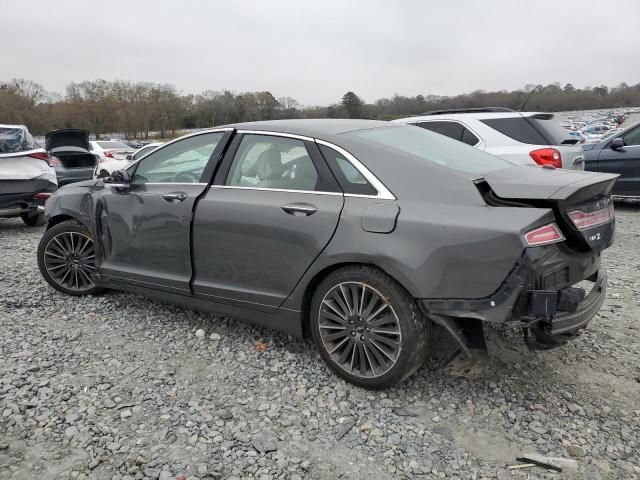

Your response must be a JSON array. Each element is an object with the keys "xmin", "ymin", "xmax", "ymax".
[
  {"xmin": 281, "ymin": 204, "xmax": 317, "ymax": 216},
  {"xmin": 163, "ymin": 192, "xmax": 187, "ymax": 202}
]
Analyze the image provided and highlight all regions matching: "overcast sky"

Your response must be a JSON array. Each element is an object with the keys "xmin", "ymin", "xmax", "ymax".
[{"xmin": 2, "ymin": 0, "xmax": 639, "ymax": 105}]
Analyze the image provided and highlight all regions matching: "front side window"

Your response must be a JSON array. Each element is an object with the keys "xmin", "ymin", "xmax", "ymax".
[
  {"xmin": 133, "ymin": 145, "xmax": 157, "ymax": 160},
  {"xmin": 132, "ymin": 133, "xmax": 223, "ymax": 184},
  {"xmin": 623, "ymin": 126, "xmax": 640, "ymax": 146},
  {"xmin": 226, "ymin": 135, "xmax": 319, "ymax": 191}
]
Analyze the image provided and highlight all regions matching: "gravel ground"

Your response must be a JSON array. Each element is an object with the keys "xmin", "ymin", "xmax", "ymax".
[{"xmin": 1, "ymin": 204, "xmax": 639, "ymax": 480}]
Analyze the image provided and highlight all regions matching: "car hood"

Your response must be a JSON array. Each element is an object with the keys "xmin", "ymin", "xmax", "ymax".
[
  {"xmin": 482, "ymin": 165, "xmax": 619, "ymax": 200},
  {"xmin": 45, "ymin": 129, "xmax": 90, "ymax": 151}
]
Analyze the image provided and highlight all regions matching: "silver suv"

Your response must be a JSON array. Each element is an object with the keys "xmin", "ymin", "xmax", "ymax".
[{"xmin": 394, "ymin": 108, "xmax": 584, "ymax": 170}]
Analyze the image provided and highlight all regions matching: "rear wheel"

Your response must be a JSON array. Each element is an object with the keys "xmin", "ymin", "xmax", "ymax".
[
  {"xmin": 98, "ymin": 169, "xmax": 110, "ymax": 178},
  {"xmin": 37, "ymin": 221, "xmax": 101, "ymax": 296},
  {"xmin": 310, "ymin": 266, "xmax": 429, "ymax": 389},
  {"xmin": 21, "ymin": 212, "xmax": 45, "ymax": 227}
]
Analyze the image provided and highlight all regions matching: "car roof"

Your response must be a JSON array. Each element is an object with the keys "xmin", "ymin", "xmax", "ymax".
[
  {"xmin": 395, "ymin": 111, "xmax": 546, "ymax": 123},
  {"xmin": 221, "ymin": 119, "xmax": 393, "ymax": 140}
]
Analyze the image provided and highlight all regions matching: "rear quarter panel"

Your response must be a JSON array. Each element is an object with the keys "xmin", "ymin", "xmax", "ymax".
[{"xmin": 283, "ymin": 196, "xmax": 556, "ymax": 310}]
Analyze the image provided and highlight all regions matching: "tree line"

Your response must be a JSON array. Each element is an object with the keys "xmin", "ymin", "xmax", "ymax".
[{"xmin": 1, "ymin": 78, "xmax": 639, "ymax": 138}]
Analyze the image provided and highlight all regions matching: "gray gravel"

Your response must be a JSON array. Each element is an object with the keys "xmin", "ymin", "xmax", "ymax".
[{"xmin": 1, "ymin": 204, "xmax": 639, "ymax": 480}]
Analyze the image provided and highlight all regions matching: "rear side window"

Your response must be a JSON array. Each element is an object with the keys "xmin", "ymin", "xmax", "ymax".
[
  {"xmin": 418, "ymin": 121, "xmax": 479, "ymax": 146},
  {"xmin": 528, "ymin": 116, "xmax": 577, "ymax": 145},
  {"xmin": 319, "ymin": 144, "xmax": 377, "ymax": 195},
  {"xmin": 480, "ymin": 117, "xmax": 547, "ymax": 145},
  {"xmin": 96, "ymin": 141, "xmax": 130, "ymax": 149},
  {"xmin": 481, "ymin": 116, "xmax": 577, "ymax": 146}
]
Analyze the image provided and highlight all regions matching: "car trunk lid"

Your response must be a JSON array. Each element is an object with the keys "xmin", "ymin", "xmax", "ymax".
[
  {"xmin": 50, "ymin": 146, "xmax": 96, "ymax": 169},
  {"xmin": 45, "ymin": 129, "xmax": 90, "ymax": 151},
  {"xmin": 479, "ymin": 165, "xmax": 619, "ymax": 252}
]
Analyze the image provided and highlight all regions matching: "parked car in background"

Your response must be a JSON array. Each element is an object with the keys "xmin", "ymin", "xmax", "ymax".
[
  {"xmin": 0, "ymin": 124, "xmax": 57, "ymax": 225},
  {"xmin": 93, "ymin": 142, "xmax": 163, "ymax": 178},
  {"xmin": 584, "ymin": 121, "xmax": 640, "ymax": 197},
  {"xmin": 89, "ymin": 140, "xmax": 134, "ymax": 164},
  {"xmin": 394, "ymin": 108, "xmax": 584, "ymax": 169},
  {"xmin": 568, "ymin": 130, "xmax": 587, "ymax": 143},
  {"xmin": 45, "ymin": 129, "xmax": 97, "ymax": 186},
  {"xmin": 39, "ymin": 119, "xmax": 616, "ymax": 388},
  {"xmin": 581, "ymin": 125, "xmax": 610, "ymax": 142}
]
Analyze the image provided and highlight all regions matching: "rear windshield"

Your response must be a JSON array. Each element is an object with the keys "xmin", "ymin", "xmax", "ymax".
[
  {"xmin": 96, "ymin": 141, "xmax": 129, "ymax": 149},
  {"xmin": 347, "ymin": 126, "xmax": 515, "ymax": 174},
  {"xmin": 480, "ymin": 116, "xmax": 577, "ymax": 145},
  {"xmin": 0, "ymin": 126, "xmax": 37, "ymax": 153}
]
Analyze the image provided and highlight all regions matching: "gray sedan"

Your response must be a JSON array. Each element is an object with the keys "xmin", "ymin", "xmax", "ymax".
[{"xmin": 37, "ymin": 120, "xmax": 617, "ymax": 388}]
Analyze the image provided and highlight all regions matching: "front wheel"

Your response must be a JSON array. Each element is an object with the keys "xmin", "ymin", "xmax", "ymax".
[
  {"xmin": 310, "ymin": 266, "xmax": 429, "ymax": 389},
  {"xmin": 37, "ymin": 220, "xmax": 102, "ymax": 296}
]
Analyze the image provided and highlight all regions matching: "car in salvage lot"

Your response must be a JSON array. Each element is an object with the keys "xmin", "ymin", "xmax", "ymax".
[
  {"xmin": 89, "ymin": 140, "xmax": 135, "ymax": 166},
  {"xmin": 45, "ymin": 129, "xmax": 98, "ymax": 186},
  {"xmin": 583, "ymin": 121, "xmax": 640, "ymax": 197},
  {"xmin": 37, "ymin": 119, "xmax": 618, "ymax": 388},
  {"xmin": 93, "ymin": 142, "xmax": 164, "ymax": 178},
  {"xmin": 0, "ymin": 124, "xmax": 57, "ymax": 226},
  {"xmin": 394, "ymin": 108, "xmax": 585, "ymax": 169}
]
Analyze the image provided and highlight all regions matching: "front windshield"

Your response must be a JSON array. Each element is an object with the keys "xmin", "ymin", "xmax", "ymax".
[{"xmin": 347, "ymin": 125, "xmax": 516, "ymax": 174}]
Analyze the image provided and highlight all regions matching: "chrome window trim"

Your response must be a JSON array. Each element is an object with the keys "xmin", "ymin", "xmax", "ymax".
[
  {"xmin": 314, "ymin": 139, "xmax": 396, "ymax": 200},
  {"xmin": 143, "ymin": 182, "xmax": 208, "ymax": 186},
  {"xmin": 237, "ymin": 130, "xmax": 315, "ymax": 142},
  {"xmin": 209, "ymin": 185, "xmax": 342, "ymax": 196}
]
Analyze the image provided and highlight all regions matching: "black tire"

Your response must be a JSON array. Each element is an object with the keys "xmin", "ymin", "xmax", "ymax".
[
  {"xmin": 37, "ymin": 220, "xmax": 102, "ymax": 296},
  {"xmin": 310, "ymin": 265, "xmax": 429, "ymax": 389},
  {"xmin": 21, "ymin": 212, "xmax": 45, "ymax": 227},
  {"xmin": 98, "ymin": 169, "xmax": 110, "ymax": 178}
]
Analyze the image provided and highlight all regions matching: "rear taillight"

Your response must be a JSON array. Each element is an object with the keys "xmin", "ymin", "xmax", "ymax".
[
  {"xmin": 568, "ymin": 204, "xmax": 614, "ymax": 230},
  {"xmin": 524, "ymin": 223, "xmax": 565, "ymax": 247},
  {"xmin": 530, "ymin": 148, "xmax": 561, "ymax": 169},
  {"xmin": 33, "ymin": 192, "xmax": 52, "ymax": 200},
  {"xmin": 29, "ymin": 152, "xmax": 62, "ymax": 168},
  {"xmin": 104, "ymin": 151, "xmax": 115, "ymax": 158},
  {"xmin": 47, "ymin": 156, "xmax": 63, "ymax": 168}
]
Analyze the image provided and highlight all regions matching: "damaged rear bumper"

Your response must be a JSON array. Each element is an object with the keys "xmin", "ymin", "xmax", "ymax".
[
  {"xmin": 420, "ymin": 244, "xmax": 607, "ymax": 349},
  {"xmin": 0, "ymin": 177, "xmax": 57, "ymax": 217}
]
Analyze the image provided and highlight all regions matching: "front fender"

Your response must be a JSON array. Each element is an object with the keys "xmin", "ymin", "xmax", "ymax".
[{"xmin": 44, "ymin": 182, "xmax": 99, "ymax": 232}]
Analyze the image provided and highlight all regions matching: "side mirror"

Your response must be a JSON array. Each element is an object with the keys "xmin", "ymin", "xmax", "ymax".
[
  {"xmin": 125, "ymin": 154, "xmax": 133, "ymax": 160},
  {"xmin": 610, "ymin": 137, "xmax": 624, "ymax": 150},
  {"xmin": 103, "ymin": 169, "xmax": 131, "ymax": 187}
]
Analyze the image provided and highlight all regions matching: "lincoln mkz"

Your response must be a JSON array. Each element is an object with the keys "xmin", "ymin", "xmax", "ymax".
[{"xmin": 37, "ymin": 120, "xmax": 617, "ymax": 388}]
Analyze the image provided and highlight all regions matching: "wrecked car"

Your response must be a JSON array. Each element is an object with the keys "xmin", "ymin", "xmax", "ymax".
[
  {"xmin": 37, "ymin": 120, "xmax": 617, "ymax": 388},
  {"xmin": 0, "ymin": 124, "xmax": 57, "ymax": 226},
  {"xmin": 45, "ymin": 129, "xmax": 98, "ymax": 186}
]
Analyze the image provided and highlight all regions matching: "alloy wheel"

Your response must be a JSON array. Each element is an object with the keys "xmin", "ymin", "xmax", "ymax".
[
  {"xmin": 43, "ymin": 231, "xmax": 96, "ymax": 292},
  {"xmin": 318, "ymin": 282, "xmax": 402, "ymax": 378}
]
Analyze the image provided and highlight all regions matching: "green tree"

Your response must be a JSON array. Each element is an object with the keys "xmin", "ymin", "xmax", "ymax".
[{"xmin": 341, "ymin": 91, "xmax": 363, "ymax": 118}]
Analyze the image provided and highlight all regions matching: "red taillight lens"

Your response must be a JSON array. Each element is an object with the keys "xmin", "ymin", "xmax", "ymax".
[
  {"xmin": 104, "ymin": 151, "xmax": 115, "ymax": 158},
  {"xmin": 568, "ymin": 204, "xmax": 614, "ymax": 230},
  {"xmin": 29, "ymin": 152, "xmax": 62, "ymax": 168},
  {"xmin": 524, "ymin": 223, "xmax": 565, "ymax": 247},
  {"xmin": 530, "ymin": 148, "xmax": 561, "ymax": 169},
  {"xmin": 33, "ymin": 192, "xmax": 52, "ymax": 200}
]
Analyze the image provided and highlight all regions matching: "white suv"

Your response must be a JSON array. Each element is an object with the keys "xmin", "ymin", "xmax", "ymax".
[{"xmin": 394, "ymin": 108, "xmax": 584, "ymax": 169}]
